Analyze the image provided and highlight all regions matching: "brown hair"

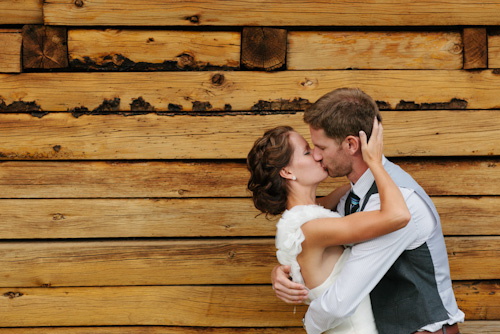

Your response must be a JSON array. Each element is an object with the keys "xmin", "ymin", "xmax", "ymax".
[
  {"xmin": 304, "ymin": 88, "xmax": 381, "ymax": 143},
  {"xmin": 247, "ymin": 126, "xmax": 294, "ymax": 216}
]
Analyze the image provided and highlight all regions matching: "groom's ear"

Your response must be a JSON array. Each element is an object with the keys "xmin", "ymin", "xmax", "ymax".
[{"xmin": 344, "ymin": 135, "xmax": 361, "ymax": 154}]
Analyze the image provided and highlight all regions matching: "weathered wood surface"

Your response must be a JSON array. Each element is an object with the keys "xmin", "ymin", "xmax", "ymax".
[
  {"xmin": 0, "ymin": 285, "xmax": 305, "ymax": 327},
  {"xmin": 463, "ymin": 28, "xmax": 488, "ymax": 70},
  {"xmin": 0, "ymin": 197, "xmax": 496, "ymax": 239},
  {"xmin": 0, "ymin": 328, "xmax": 308, "ymax": 334},
  {"xmin": 0, "ymin": 237, "xmax": 496, "ymax": 287},
  {"xmin": 446, "ymin": 237, "xmax": 500, "ymax": 280},
  {"xmin": 487, "ymin": 31, "xmax": 500, "ymax": 68},
  {"xmin": 0, "ymin": 30, "xmax": 22, "ymax": 73},
  {"xmin": 22, "ymin": 25, "xmax": 68, "ymax": 70},
  {"xmin": 0, "ymin": 287, "xmax": 306, "ymax": 327},
  {"xmin": 68, "ymin": 29, "xmax": 240, "ymax": 70},
  {"xmin": 241, "ymin": 27, "xmax": 287, "ymax": 71},
  {"xmin": 288, "ymin": 31, "xmax": 463, "ymax": 70},
  {"xmin": 0, "ymin": 282, "xmax": 497, "ymax": 326},
  {"xmin": 0, "ymin": 112, "xmax": 499, "ymax": 159},
  {"xmin": 435, "ymin": 197, "xmax": 500, "ymax": 236},
  {"xmin": 0, "ymin": 198, "xmax": 268, "ymax": 239},
  {"xmin": 0, "ymin": 239, "xmax": 275, "ymax": 287},
  {"xmin": 2, "ymin": 71, "xmax": 500, "ymax": 112},
  {"xmin": 43, "ymin": 0, "xmax": 500, "ymax": 26},
  {"xmin": 0, "ymin": 323, "xmax": 497, "ymax": 334},
  {"xmin": 0, "ymin": 159, "xmax": 498, "ymax": 199},
  {"xmin": 0, "ymin": 0, "xmax": 43, "ymax": 25}
]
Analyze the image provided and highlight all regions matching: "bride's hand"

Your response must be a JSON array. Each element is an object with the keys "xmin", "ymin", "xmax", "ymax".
[{"xmin": 359, "ymin": 117, "xmax": 383, "ymax": 167}]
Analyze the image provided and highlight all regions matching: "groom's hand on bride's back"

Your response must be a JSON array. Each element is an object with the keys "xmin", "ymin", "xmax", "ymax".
[{"xmin": 271, "ymin": 264, "xmax": 308, "ymax": 304}]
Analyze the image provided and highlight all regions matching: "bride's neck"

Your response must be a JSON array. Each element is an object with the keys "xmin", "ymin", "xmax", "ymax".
[{"xmin": 286, "ymin": 184, "xmax": 318, "ymax": 210}]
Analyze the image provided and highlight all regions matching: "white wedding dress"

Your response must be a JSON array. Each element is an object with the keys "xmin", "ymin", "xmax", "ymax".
[{"xmin": 276, "ymin": 205, "xmax": 378, "ymax": 334}]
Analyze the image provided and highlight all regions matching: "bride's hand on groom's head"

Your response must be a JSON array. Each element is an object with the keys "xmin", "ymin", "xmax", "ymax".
[
  {"xmin": 360, "ymin": 117, "xmax": 383, "ymax": 166},
  {"xmin": 272, "ymin": 265, "xmax": 308, "ymax": 304}
]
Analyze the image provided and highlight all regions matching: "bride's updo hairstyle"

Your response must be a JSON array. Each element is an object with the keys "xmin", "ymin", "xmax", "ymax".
[{"xmin": 247, "ymin": 126, "xmax": 294, "ymax": 216}]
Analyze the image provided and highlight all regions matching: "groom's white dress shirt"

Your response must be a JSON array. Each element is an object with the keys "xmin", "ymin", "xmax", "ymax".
[{"xmin": 303, "ymin": 157, "xmax": 465, "ymax": 334}]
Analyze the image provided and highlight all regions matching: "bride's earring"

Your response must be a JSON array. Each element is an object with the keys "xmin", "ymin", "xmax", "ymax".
[{"xmin": 292, "ymin": 176, "xmax": 297, "ymax": 181}]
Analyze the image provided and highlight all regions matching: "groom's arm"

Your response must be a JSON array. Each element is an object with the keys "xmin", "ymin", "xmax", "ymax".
[
  {"xmin": 315, "ymin": 184, "xmax": 350, "ymax": 210},
  {"xmin": 303, "ymin": 194, "xmax": 422, "ymax": 334}
]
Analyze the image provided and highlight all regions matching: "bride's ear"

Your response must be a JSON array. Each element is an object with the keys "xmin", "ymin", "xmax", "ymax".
[{"xmin": 280, "ymin": 168, "xmax": 295, "ymax": 181}]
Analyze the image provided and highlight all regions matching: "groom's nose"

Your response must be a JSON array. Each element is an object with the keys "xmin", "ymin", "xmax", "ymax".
[{"xmin": 312, "ymin": 147, "xmax": 322, "ymax": 161}]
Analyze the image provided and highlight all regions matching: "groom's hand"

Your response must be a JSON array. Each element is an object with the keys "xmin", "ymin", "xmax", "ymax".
[{"xmin": 271, "ymin": 264, "xmax": 308, "ymax": 304}]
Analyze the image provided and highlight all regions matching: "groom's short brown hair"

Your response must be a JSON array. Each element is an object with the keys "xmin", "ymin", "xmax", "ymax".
[{"xmin": 304, "ymin": 88, "xmax": 381, "ymax": 143}]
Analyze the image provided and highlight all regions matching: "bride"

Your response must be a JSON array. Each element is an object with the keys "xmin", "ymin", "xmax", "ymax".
[{"xmin": 246, "ymin": 119, "xmax": 410, "ymax": 333}]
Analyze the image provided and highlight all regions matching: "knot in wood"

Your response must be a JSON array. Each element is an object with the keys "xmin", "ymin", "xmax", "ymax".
[
  {"xmin": 177, "ymin": 53, "xmax": 195, "ymax": 68},
  {"xmin": 74, "ymin": 0, "xmax": 84, "ymax": 7},
  {"xmin": 211, "ymin": 73, "xmax": 225, "ymax": 86},
  {"xmin": 187, "ymin": 15, "xmax": 199, "ymax": 24},
  {"xmin": 3, "ymin": 292, "xmax": 23, "ymax": 299}
]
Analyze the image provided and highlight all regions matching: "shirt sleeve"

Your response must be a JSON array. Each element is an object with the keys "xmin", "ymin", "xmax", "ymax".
[{"xmin": 303, "ymin": 189, "xmax": 421, "ymax": 334}]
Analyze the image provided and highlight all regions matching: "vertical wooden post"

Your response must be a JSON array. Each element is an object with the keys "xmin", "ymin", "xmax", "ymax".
[
  {"xmin": 22, "ymin": 25, "xmax": 68, "ymax": 70},
  {"xmin": 241, "ymin": 27, "xmax": 287, "ymax": 71},
  {"xmin": 463, "ymin": 27, "xmax": 487, "ymax": 69}
]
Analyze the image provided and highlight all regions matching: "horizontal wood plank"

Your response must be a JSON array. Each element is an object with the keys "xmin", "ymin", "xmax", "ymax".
[
  {"xmin": 0, "ymin": 0, "xmax": 43, "ymax": 24},
  {"xmin": 0, "ymin": 198, "xmax": 268, "ymax": 239},
  {"xmin": 43, "ymin": 0, "xmax": 500, "ymax": 26},
  {"xmin": 288, "ymin": 31, "xmax": 463, "ymax": 70},
  {"xmin": 0, "ymin": 111, "xmax": 499, "ymax": 159},
  {"xmin": 0, "ymin": 285, "xmax": 306, "ymax": 327},
  {"xmin": 0, "ymin": 239, "xmax": 275, "ymax": 287},
  {"xmin": 0, "ymin": 31, "xmax": 22, "ymax": 73},
  {"xmin": 446, "ymin": 237, "xmax": 500, "ymax": 280},
  {"xmin": 0, "ymin": 282, "xmax": 497, "ymax": 326},
  {"xmin": 0, "ymin": 197, "xmax": 496, "ymax": 239},
  {"xmin": 0, "ymin": 237, "xmax": 496, "ymax": 287},
  {"xmin": 0, "ymin": 322, "xmax": 497, "ymax": 334},
  {"xmin": 68, "ymin": 29, "xmax": 240, "ymax": 70},
  {"xmin": 0, "ymin": 159, "xmax": 498, "ymax": 199},
  {"xmin": 435, "ymin": 197, "xmax": 500, "ymax": 236},
  {"xmin": 2, "ymin": 71, "xmax": 500, "ymax": 112},
  {"xmin": 0, "ymin": 328, "xmax": 306, "ymax": 334}
]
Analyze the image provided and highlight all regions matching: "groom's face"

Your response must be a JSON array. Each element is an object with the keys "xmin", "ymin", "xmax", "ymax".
[{"xmin": 309, "ymin": 126, "xmax": 351, "ymax": 178}]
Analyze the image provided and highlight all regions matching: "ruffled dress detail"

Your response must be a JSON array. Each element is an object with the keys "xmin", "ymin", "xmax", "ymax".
[
  {"xmin": 275, "ymin": 205, "xmax": 378, "ymax": 334},
  {"xmin": 275, "ymin": 205, "xmax": 342, "ymax": 286}
]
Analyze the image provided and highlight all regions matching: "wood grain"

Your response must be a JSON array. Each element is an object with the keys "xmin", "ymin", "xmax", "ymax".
[
  {"xmin": 0, "ymin": 283, "xmax": 497, "ymax": 327},
  {"xmin": 0, "ymin": 237, "xmax": 496, "ymax": 287},
  {"xmin": 0, "ymin": 197, "xmax": 496, "ymax": 239},
  {"xmin": 0, "ymin": 159, "xmax": 498, "ymax": 199},
  {"xmin": 0, "ymin": 285, "xmax": 307, "ymax": 327},
  {"xmin": 0, "ymin": 111, "xmax": 499, "ymax": 159},
  {"xmin": 68, "ymin": 29, "xmax": 240, "ymax": 70},
  {"xmin": 22, "ymin": 25, "xmax": 68, "ymax": 69},
  {"xmin": 487, "ymin": 31, "xmax": 500, "ymax": 68},
  {"xmin": 0, "ymin": 322, "xmax": 497, "ymax": 334},
  {"xmin": 42, "ymin": 0, "xmax": 500, "ymax": 26},
  {"xmin": 463, "ymin": 28, "xmax": 488, "ymax": 70},
  {"xmin": 288, "ymin": 31, "xmax": 463, "ymax": 70},
  {"xmin": 0, "ymin": 31, "xmax": 22, "ymax": 73},
  {"xmin": 2, "ymin": 71, "xmax": 500, "ymax": 111},
  {"xmin": 0, "ymin": 0, "xmax": 43, "ymax": 24}
]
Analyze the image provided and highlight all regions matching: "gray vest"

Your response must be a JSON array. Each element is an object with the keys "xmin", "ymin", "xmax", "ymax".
[{"xmin": 348, "ymin": 160, "xmax": 459, "ymax": 334}]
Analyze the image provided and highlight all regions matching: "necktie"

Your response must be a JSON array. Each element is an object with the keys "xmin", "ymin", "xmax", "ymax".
[{"xmin": 347, "ymin": 191, "xmax": 360, "ymax": 215}]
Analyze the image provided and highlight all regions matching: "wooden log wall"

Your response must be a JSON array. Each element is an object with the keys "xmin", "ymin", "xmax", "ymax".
[{"xmin": 1, "ymin": 1, "xmax": 500, "ymax": 333}]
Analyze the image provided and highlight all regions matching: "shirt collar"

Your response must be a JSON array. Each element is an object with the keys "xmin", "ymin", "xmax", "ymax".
[{"xmin": 351, "ymin": 156, "xmax": 387, "ymax": 200}]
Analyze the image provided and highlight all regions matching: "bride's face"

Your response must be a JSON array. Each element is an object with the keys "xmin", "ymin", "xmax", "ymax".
[{"xmin": 286, "ymin": 131, "xmax": 328, "ymax": 185}]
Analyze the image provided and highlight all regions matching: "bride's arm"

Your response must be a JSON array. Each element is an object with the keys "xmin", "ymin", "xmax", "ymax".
[
  {"xmin": 315, "ymin": 183, "xmax": 350, "ymax": 210},
  {"xmin": 301, "ymin": 119, "xmax": 411, "ymax": 247}
]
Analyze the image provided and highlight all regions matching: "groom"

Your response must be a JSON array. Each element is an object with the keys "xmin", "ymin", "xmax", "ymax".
[{"xmin": 271, "ymin": 88, "xmax": 464, "ymax": 334}]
